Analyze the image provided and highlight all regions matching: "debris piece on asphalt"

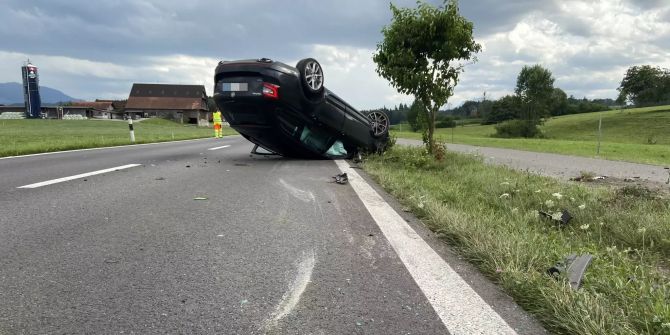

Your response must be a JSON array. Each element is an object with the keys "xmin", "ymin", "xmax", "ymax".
[
  {"xmin": 186, "ymin": 165, "xmax": 191, "ymax": 168},
  {"xmin": 234, "ymin": 163, "xmax": 249, "ymax": 166},
  {"xmin": 332, "ymin": 173, "xmax": 348, "ymax": 185},
  {"xmin": 538, "ymin": 209, "xmax": 572, "ymax": 226},
  {"xmin": 104, "ymin": 258, "xmax": 119, "ymax": 264},
  {"xmin": 547, "ymin": 253, "xmax": 593, "ymax": 289},
  {"xmin": 193, "ymin": 197, "xmax": 208, "ymax": 200},
  {"xmin": 155, "ymin": 177, "xmax": 165, "ymax": 181}
]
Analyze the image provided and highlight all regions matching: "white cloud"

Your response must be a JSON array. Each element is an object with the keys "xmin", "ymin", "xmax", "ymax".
[{"xmin": 302, "ymin": 44, "xmax": 413, "ymax": 109}]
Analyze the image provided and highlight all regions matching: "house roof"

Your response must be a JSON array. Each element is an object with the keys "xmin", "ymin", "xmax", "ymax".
[
  {"xmin": 125, "ymin": 83, "xmax": 207, "ymax": 111},
  {"xmin": 70, "ymin": 101, "xmax": 114, "ymax": 110}
]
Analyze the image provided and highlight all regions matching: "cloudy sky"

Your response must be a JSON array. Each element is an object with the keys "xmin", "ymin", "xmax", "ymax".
[{"xmin": 1, "ymin": 0, "xmax": 669, "ymax": 108}]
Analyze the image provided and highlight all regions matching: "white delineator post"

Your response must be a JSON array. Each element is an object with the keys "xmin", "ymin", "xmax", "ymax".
[{"xmin": 128, "ymin": 117, "xmax": 136, "ymax": 143}]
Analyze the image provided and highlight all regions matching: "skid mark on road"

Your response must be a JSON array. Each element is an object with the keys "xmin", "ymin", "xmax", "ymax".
[
  {"xmin": 278, "ymin": 178, "xmax": 315, "ymax": 203},
  {"xmin": 335, "ymin": 160, "xmax": 517, "ymax": 335},
  {"xmin": 261, "ymin": 250, "xmax": 316, "ymax": 332}
]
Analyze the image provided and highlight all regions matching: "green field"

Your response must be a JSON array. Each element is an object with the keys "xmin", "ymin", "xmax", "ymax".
[
  {"xmin": 364, "ymin": 146, "xmax": 670, "ymax": 335},
  {"xmin": 393, "ymin": 105, "xmax": 670, "ymax": 166},
  {"xmin": 0, "ymin": 118, "xmax": 236, "ymax": 157}
]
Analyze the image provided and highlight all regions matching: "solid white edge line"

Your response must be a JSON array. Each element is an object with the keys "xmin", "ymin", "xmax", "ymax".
[
  {"xmin": 207, "ymin": 145, "xmax": 231, "ymax": 151},
  {"xmin": 17, "ymin": 164, "xmax": 142, "ymax": 189},
  {"xmin": 334, "ymin": 160, "xmax": 517, "ymax": 335},
  {"xmin": 0, "ymin": 136, "xmax": 241, "ymax": 161}
]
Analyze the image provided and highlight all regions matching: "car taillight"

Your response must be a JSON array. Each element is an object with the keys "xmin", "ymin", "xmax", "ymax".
[{"xmin": 262, "ymin": 83, "xmax": 279, "ymax": 99}]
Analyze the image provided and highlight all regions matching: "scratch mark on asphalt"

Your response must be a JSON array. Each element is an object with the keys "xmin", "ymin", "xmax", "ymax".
[
  {"xmin": 261, "ymin": 250, "xmax": 316, "ymax": 332},
  {"xmin": 278, "ymin": 178, "xmax": 315, "ymax": 203}
]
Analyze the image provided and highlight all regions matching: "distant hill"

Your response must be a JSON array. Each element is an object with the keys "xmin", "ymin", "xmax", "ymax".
[{"xmin": 0, "ymin": 82, "xmax": 80, "ymax": 105}]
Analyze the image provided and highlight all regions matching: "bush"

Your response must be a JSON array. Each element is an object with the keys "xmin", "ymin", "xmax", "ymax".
[
  {"xmin": 435, "ymin": 117, "xmax": 456, "ymax": 128},
  {"xmin": 494, "ymin": 120, "xmax": 542, "ymax": 138}
]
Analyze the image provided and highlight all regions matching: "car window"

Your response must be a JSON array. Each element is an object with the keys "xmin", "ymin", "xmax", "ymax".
[{"xmin": 299, "ymin": 126, "xmax": 335, "ymax": 153}]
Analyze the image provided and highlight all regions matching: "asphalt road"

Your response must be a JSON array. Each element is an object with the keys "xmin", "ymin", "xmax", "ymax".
[{"xmin": 0, "ymin": 136, "xmax": 545, "ymax": 334}]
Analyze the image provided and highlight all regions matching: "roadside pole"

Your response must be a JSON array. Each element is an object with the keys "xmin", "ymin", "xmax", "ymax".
[
  {"xmin": 128, "ymin": 117, "xmax": 136, "ymax": 143},
  {"xmin": 596, "ymin": 113, "xmax": 602, "ymax": 155}
]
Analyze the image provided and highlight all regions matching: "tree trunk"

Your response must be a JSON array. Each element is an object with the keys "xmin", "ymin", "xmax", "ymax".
[{"xmin": 427, "ymin": 105, "xmax": 437, "ymax": 154}]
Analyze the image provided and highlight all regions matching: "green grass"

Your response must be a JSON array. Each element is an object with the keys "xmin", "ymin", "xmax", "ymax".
[
  {"xmin": 393, "ymin": 105, "xmax": 670, "ymax": 166},
  {"xmin": 0, "ymin": 118, "xmax": 236, "ymax": 157},
  {"xmin": 364, "ymin": 146, "xmax": 670, "ymax": 335}
]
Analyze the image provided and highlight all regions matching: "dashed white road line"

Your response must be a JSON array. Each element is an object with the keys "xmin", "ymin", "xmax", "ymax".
[
  {"xmin": 17, "ymin": 164, "xmax": 142, "ymax": 189},
  {"xmin": 334, "ymin": 160, "xmax": 517, "ymax": 335},
  {"xmin": 207, "ymin": 145, "xmax": 231, "ymax": 151}
]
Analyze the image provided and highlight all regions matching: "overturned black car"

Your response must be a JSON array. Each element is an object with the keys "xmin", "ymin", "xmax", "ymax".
[{"xmin": 212, "ymin": 58, "xmax": 389, "ymax": 159}]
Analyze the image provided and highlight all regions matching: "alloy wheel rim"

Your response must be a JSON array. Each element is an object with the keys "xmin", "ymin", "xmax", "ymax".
[
  {"xmin": 304, "ymin": 61, "xmax": 323, "ymax": 91},
  {"xmin": 368, "ymin": 111, "xmax": 389, "ymax": 136}
]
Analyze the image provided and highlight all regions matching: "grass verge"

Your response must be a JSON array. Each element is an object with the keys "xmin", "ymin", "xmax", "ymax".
[
  {"xmin": 392, "ymin": 105, "xmax": 670, "ymax": 166},
  {"xmin": 0, "ymin": 118, "xmax": 236, "ymax": 157},
  {"xmin": 363, "ymin": 146, "xmax": 670, "ymax": 334}
]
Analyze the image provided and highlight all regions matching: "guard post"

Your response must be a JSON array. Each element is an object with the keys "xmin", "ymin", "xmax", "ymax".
[{"xmin": 128, "ymin": 116, "xmax": 136, "ymax": 143}]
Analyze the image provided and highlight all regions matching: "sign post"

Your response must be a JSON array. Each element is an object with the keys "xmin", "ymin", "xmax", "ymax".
[{"xmin": 128, "ymin": 117, "xmax": 136, "ymax": 143}]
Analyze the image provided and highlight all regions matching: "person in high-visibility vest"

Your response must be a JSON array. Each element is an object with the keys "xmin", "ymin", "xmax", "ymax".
[{"xmin": 213, "ymin": 110, "xmax": 223, "ymax": 138}]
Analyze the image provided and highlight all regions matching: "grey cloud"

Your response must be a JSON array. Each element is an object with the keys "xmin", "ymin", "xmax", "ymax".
[{"xmin": 459, "ymin": 0, "xmax": 559, "ymax": 36}]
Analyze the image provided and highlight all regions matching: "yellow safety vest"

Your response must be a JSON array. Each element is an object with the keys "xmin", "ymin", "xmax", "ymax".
[{"xmin": 213, "ymin": 111, "xmax": 222, "ymax": 123}]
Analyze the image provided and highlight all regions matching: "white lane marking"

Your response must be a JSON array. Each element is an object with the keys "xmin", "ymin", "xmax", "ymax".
[
  {"xmin": 261, "ymin": 250, "xmax": 316, "ymax": 331},
  {"xmin": 278, "ymin": 178, "xmax": 315, "ymax": 203},
  {"xmin": 17, "ymin": 164, "xmax": 142, "ymax": 189},
  {"xmin": 207, "ymin": 145, "xmax": 231, "ymax": 151},
  {"xmin": 0, "ymin": 136, "xmax": 242, "ymax": 161},
  {"xmin": 334, "ymin": 160, "xmax": 517, "ymax": 335}
]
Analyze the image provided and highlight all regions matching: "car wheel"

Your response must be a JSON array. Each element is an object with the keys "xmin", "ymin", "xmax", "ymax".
[
  {"xmin": 367, "ymin": 111, "xmax": 389, "ymax": 138},
  {"xmin": 296, "ymin": 58, "xmax": 324, "ymax": 98}
]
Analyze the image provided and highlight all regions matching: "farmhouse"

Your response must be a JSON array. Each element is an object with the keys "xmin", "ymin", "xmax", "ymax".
[{"xmin": 124, "ymin": 83, "xmax": 210, "ymax": 126}]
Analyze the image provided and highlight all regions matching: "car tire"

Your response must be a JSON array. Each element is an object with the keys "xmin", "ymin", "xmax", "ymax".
[
  {"xmin": 367, "ymin": 111, "xmax": 390, "ymax": 138},
  {"xmin": 296, "ymin": 58, "xmax": 324, "ymax": 99}
]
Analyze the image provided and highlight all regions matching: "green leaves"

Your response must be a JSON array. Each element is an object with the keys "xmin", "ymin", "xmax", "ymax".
[{"xmin": 374, "ymin": 0, "xmax": 480, "ymax": 153}]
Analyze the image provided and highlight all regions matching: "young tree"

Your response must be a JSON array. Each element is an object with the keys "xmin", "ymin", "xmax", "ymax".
[
  {"xmin": 515, "ymin": 65, "xmax": 555, "ymax": 129},
  {"xmin": 373, "ymin": 0, "xmax": 481, "ymax": 154}
]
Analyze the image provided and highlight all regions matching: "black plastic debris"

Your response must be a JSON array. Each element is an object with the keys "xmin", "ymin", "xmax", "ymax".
[
  {"xmin": 333, "ymin": 173, "xmax": 348, "ymax": 185},
  {"xmin": 155, "ymin": 177, "xmax": 165, "ymax": 181},
  {"xmin": 547, "ymin": 254, "xmax": 593, "ymax": 289},
  {"xmin": 539, "ymin": 209, "xmax": 572, "ymax": 226}
]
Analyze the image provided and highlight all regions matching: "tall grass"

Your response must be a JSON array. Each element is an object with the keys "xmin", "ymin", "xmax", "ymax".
[{"xmin": 364, "ymin": 146, "xmax": 670, "ymax": 334}]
